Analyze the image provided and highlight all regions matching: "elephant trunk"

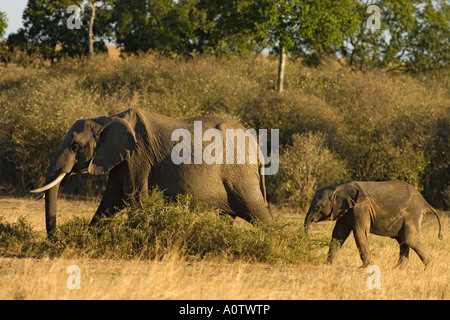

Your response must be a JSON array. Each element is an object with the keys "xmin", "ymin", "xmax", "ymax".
[
  {"xmin": 304, "ymin": 211, "xmax": 313, "ymax": 232},
  {"xmin": 30, "ymin": 155, "xmax": 72, "ymax": 238},
  {"xmin": 45, "ymin": 182, "xmax": 60, "ymax": 238},
  {"xmin": 40, "ymin": 171, "xmax": 66, "ymax": 238},
  {"xmin": 30, "ymin": 145, "xmax": 75, "ymax": 237},
  {"xmin": 30, "ymin": 171, "xmax": 67, "ymax": 237}
]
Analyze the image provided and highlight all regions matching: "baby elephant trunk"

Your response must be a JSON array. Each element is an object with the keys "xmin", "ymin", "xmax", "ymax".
[{"xmin": 304, "ymin": 211, "xmax": 314, "ymax": 233}]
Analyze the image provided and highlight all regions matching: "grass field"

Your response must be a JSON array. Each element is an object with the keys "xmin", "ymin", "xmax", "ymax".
[{"xmin": 0, "ymin": 196, "xmax": 447, "ymax": 300}]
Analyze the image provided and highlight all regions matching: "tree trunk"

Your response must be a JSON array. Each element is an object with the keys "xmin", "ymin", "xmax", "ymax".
[
  {"xmin": 88, "ymin": 1, "xmax": 96, "ymax": 57},
  {"xmin": 277, "ymin": 44, "xmax": 286, "ymax": 93}
]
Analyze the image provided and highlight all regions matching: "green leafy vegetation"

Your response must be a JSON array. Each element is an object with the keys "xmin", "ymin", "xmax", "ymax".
[
  {"xmin": 0, "ymin": 55, "xmax": 448, "ymax": 208},
  {"xmin": 0, "ymin": 189, "xmax": 324, "ymax": 263}
]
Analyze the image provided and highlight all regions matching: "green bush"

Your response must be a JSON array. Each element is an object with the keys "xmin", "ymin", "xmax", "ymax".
[
  {"xmin": 0, "ymin": 55, "xmax": 448, "ymax": 207},
  {"xmin": 0, "ymin": 190, "xmax": 323, "ymax": 263},
  {"xmin": 55, "ymin": 189, "xmax": 319, "ymax": 263},
  {"xmin": 0, "ymin": 216, "xmax": 40, "ymax": 256},
  {"xmin": 269, "ymin": 132, "xmax": 350, "ymax": 208}
]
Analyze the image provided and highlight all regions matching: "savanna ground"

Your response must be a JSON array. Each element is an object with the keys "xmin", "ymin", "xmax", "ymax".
[{"xmin": 0, "ymin": 195, "xmax": 447, "ymax": 300}]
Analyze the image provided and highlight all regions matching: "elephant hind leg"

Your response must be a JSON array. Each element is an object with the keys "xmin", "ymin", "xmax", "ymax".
[
  {"xmin": 395, "ymin": 238, "xmax": 410, "ymax": 268},
  {"xmin": 394, "ymin": 225, "xmax": 410, "ymax": 267},
  {"xmin": 224, "ymin": 182, "xmax": 270, "ymax": 224},
  {"xmin": 235, "ymin": 195, "xmax": 271, "ymax": 224},
  {"xmin": 403, "ymin": 223, "xmax": 433, "ymax": 267},
  {"xmin": 408, "ymin": 241, "xmax": 433, "ymax": 267}
]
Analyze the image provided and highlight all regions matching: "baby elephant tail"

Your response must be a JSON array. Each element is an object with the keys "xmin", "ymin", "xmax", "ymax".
[{"xmin": 428, "ymin": 207, "xmax": 443, "ymax": 240}]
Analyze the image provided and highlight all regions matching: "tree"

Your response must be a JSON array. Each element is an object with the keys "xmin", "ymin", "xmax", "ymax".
[
  {"xmin": 18, "ymin": 0, "xmax": 78, "ymax": 64},
  {"xmin": 87, "ymin": 1, "xmax": 97, "ymax": 57},
  {"xmin": 295, "ymin": 0, "xmax": 359, "ymax": 61},
  {"xmin": 7, "ymin": 0, "xmax": 110, "ymax": 64},
  {"xmin": 113, "ymin": 0, "xmax": 175, "ymax": 54},
  {"xmin": 113, "ymin": 0, "xmax": 222, "ymax": 55},
  {"xmin": 0, "ymin": 11, "xmax": 7, "ymax": 38},
  {"xmin": 196, "ymin": 0, "xmax": 261, "ymax": 55},
  {"xmin": 250, "ymin": 0, "xmax": 301, "ymax": 92},
  {"xmin": 84, "ymin": 0, "xmax": 114, "ymax": 57},
  {"xmin": 342, "ymin": 0, "xmax": 449, "ymax": 71},
  {"xmin": 339, "ymin": 2, "xmax": 381, "ymax": 68},
  {"xmin": 251, "ymin": 0, "xmax": 358, "ymax": 92},
  {"xmin": 407, "ymin": 0, "xmax": 450, "ymax": 71}
]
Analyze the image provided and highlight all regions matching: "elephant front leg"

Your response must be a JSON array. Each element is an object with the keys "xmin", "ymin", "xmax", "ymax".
[
  {"xmin": 327, "ymin": 218, "xmax": 352, "ymax": 264},
  {"xmin": 90, "ymin": 171, "xmax": 125, "ymax": 226},
  {"xmin": 353, "ymin": 227, "xmax": 372, "ymax": 267}
]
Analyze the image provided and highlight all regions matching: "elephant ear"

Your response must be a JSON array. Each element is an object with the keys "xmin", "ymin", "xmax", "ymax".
[
  {"xmin": 88, "ymin": 117, "xmax": 136, "ymax": 175},
  {"xmin": 331, "ymin": 184, "xmax": 359, "ymax": 220}
]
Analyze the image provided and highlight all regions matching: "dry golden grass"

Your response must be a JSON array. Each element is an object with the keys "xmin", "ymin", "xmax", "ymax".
[
  {"xmin": 107, "ymin": 45, "xmax": 122, "ymax": 60},
  {"xmin": 0, "ymin": 196, "xmax": 448, "ymax": 300}
]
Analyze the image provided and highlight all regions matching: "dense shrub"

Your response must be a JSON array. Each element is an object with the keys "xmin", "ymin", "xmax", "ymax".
[
  {"xmin": 269, "ymin": 132, "xmax": 350, "ymax": 207},
  {"xmin": 54, "ymin": 190, "xmax": 317, "ymax": 262},
  {"xmin": 0, "ymin": 55, "xmax": 448, "ymax": 207},
  {"xmin": 0, "ymin": 216, "xmax": 38, "ymax": 256},
  {"xmin": 0, "ymin": 190, "xmax": 322, "ymax": 263}
]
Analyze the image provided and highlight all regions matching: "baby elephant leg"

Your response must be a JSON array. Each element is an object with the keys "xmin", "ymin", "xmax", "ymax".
[
  {"xmin": 327, "ymin": 216, "xmax": 352, "ymax": 264},
  {"xmin": 353, "ymin": 227, "xmax": 372, "ymax": 267},
  {"xmin": 406, "ymin": 238, "xmax": 433, "ymax": 267},
  {"xmin": 408, "ymin": 241, "xmax": 433, "ymax": 267},
  {"xmin": 395, "ymin": 239, "xmax": 410, "ymax": 267},
  {"xmin": 402, "ymin": 221, "xmax": 434, "ymax": 267}
]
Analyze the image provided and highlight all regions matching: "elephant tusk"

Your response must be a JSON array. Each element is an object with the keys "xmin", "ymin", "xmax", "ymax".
[
  {"xmin": 30, "ymin": 172, "xmax": 66, "ymax": 194},
  {"xmin": 33, "ymin": 193, "xmax": 45, "ymax": 201}
]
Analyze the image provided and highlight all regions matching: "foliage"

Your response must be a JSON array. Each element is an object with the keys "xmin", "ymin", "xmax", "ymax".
[
  {"xmin": 54, "ymin": 189, "xmax": 317, "ymax": 262},
  {"xmin": 113, "ymin": 0, "xmax": 261, "ymax": 56},
  {"xmin": 341, "ymin": 0, "xmax": 450, "ymax": 71},
  {"xmin": 406, "ymin": 0, "xmax": 450, "ymax": 71},
  {"xmin": 0, "ymin": 55, "xmax": 448, "ymax": 208},
  {"xmin": 273, "ymin": 132, "xmax": 350, "ymax": 207},
  {"xmin": 295, "ymin": 0, "xmax": 359, "ymax": 57},
  {"xmin": 0, "ymin": 11, "xmax": 7, "ymax": 38},
  {"xmin": 3, "ymin": 0, "xmax": 449, "ymax": 72},
  {"xmin": 196, "ymin": 0, "xmax": 261, "ymax": 56},
  {"xmin": 6, "ymin": 0, "xmax": 110, "ymax": 64},
  {"xmin": 0, "ymin": 216, "xmax": 38, "ymax": 256},
  {"xmin": 113, "ymin": 0, "xmax": 182, "ymax": 54},
  {"xmin": 0, "ymin": 189, "xmax": 322, "ymax": 263}
]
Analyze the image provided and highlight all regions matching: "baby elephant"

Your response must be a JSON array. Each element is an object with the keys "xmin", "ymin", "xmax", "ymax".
[{"xmin": 304, "ymin": 181, "xmax": 443, "ymax": 267}]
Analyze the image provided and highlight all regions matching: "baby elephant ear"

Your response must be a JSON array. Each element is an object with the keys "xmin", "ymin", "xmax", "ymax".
[
  {"xmin": 88, "ymin": 117, "xmax": 136, "ymax": 175},
  {"xmin": 331, "ymin": 184, "xmax": 359, "ymax": 220}
]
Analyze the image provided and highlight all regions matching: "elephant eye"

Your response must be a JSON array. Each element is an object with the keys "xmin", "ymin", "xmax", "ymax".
[{"xmin": 70, "ymin": 142, "xmax": 80, "ymax": 152}]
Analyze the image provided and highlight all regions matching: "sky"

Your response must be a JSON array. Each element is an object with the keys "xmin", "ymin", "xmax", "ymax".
[{"xmin": 0, "ymin": 0, "xmax": 28, "ymax": 38}]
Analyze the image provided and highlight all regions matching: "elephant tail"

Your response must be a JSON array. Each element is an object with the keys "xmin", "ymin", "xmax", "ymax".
[
  {"xmin": 259, "ymin": 165, "xmax": 272, "ymax": 217},
  {"xmin": 428, "ymin": 207, "xmax": 443, "ymax": 240}
]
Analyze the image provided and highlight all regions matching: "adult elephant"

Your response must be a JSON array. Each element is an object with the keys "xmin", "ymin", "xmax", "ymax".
[{"xmin": 31, "ymin": 108, "xmax": 271, "ymax": 237}]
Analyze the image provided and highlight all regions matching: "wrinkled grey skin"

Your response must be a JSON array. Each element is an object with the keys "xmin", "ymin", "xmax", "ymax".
[
  {"xmin": 35, "ymin": 108, "xmax": 270, "ymax": 237},
  {"xmin": 304, "ymin": 181, "xmax": 443, "ymax": 267}
]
